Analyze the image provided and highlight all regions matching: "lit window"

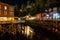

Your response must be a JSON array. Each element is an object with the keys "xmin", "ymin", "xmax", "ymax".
[
  {"xmin": 53, "ymin": 13, "xmax": 60, "ymax": 18},
  {"xmin": 4, "ymin": 6, "xmax": 7, "ymax": 10},
  {"xmin": 3, "ymin": 17, "xmax": 7, "ymax": 21},
  {"xmin": 0, "ymin": 17, "xmax": 7, "ymax": 21},
  {"xmin": 4, "ymin": 11, "xmax": 7, "ymax": 16}
]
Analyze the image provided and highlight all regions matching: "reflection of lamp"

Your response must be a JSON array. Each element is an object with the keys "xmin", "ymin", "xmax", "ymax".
[
  {"xmin": 27, "ymin": 26, "xmax": 30, "ymax": 36},
  {"xmin": 25, "ymin": 26, "xmax": 33, "ymax": 36}
]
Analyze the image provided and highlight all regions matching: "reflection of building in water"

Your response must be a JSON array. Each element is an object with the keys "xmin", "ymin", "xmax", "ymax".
[
  {"xmin": 0, "ymin": 24, "xmax": 16, "ymax": 35},
  {"xmin": 0, "ymin": 2, "xmax": 14, "ymax": 22},
  {"xmin": 0, "ymin": 23, "xmax": 34, "ymax": 37},
  {"xmin": 17, "ymin": 24, "xmax": 21, "ymax": 32}
]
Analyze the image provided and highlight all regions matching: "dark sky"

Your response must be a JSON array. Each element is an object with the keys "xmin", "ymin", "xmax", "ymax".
[
  {"xmin": 0, "ymin": 0, "xmax": 59, "ymax": 6},
  {"xmin": 0, "ymin": 0, "xmax": 29, "ymax": 5},
  {"xmin": 0, "ymin": 0, "xmax": 16, "ymax": 5}
]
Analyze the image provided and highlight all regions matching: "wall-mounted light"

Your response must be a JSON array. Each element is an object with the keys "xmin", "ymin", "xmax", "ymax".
[{"xmin": 4, "ymin": 6, "xmax": 7, "ymax": 10}]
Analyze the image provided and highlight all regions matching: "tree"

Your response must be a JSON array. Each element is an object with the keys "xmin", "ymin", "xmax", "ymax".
[{"xmin": 14, "ymin": 0, "xmax": 58, "ymax": 17}]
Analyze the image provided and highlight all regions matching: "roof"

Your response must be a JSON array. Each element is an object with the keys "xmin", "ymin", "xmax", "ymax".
[
  {"xmin": 0, "ymin": 2, "xmax": 15, "ymax": 7},
  {"xmin": 0, "ymin": 0, "xmax": 16, "ymax": 5}
]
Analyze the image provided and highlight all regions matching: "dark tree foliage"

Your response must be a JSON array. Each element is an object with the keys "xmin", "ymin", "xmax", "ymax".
[{"xmin": 14, "ymin": 0, "xmax": 58, "ymax": 17}]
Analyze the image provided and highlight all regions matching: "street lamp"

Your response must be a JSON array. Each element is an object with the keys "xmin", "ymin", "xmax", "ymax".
[{"xmin": 20, "ymin": 9, "xmax": 23, "ymax": 12}]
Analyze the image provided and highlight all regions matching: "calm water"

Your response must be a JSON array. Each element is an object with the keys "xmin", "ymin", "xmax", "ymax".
[{"xmin": 0, "ymin": 24, "xmax": 60, "ymax": 40}]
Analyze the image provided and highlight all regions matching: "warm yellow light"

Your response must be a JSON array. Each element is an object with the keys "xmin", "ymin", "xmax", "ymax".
[
  {"xmin": 3, "ymin": 17, "xmax": 7, "ymax": 21},
  {"xmin": 20, "ymin": 9, "xmax": 23, "ymax": 12},
  {"xmin": 24, "ymin": 26, "xmax": 33, "ymax": 36},
  {"xmin": 7, "ymin": 17, "xmax": 14, "ymax": 21},
  {"xmin": 4, "ymin": 6, "xmax": 7, "ymax": 10},
  {"xmin": 55, "ymin": 29, "xmax": 58, "ymax": 32},
  {"xmin": 27, "ymin": 15, "xmax": 30, "ymax": 17},
  {"xmin": 29, "ymin": 17, "xmax": 36, "ymax": 20},
  {"xmin": 22, "ymin": 30, "xmax": 24, "ymax": 34},
  {"xmin": 0, "ymin": 17, "xmax": 7, "ymax": 21},
  {"xmin": 25, "ymin": 26, "xmax": 30, "ymax": 36},
  {"xmin": 26, "ymin": 26, "xmax": 30, "ymax": 36},
  {"xmin": 7, "ymin": 17, "xmax": 11, "ymax": 21}
]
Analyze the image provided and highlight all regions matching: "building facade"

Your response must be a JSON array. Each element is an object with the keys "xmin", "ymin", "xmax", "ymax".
[{"xmin": 0, "ymin": 2, "xmax": 14, "ymax": 21}]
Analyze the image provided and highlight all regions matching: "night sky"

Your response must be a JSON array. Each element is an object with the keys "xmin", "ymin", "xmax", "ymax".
[
  {"xmin": 0, "ymin": 0, "xmax": 60, "ymax": 6},
  {"xmin": 0, "ymin": 0, "xmax": 34, "ymax": 5},
  {"xmin": 0, "ymin": 0, "xmax": 29, "ymax": 5}
]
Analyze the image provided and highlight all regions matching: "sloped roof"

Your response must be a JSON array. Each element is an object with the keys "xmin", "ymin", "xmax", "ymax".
[{"xmin": 0, "ymin": 0, "xmax": 16, "ymax": 5}]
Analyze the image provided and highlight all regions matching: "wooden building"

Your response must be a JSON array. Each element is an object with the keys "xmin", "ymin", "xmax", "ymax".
[{"xmin": 0, "ymin": 2, "xmax": 14, "ymax": 21}]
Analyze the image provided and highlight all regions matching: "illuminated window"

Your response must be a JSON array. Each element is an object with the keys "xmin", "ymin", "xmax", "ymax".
[
  {"xmin": 4, "ymin": 6, "xmax": 7, "ymax": 10},
  {"xmin": 4, "ymin": 11, "xmax": 7, "ymax": 16},
  {"xmin": 53, "ymin": 13, "xmax": 60, "ymax": 18},
  {"xmin": 0, "ymin": 17, "xmax": 7, "ymax": 21},
  {"xmin": 3, "ymin": 17, "xmax": 7, "ymax": 21}
]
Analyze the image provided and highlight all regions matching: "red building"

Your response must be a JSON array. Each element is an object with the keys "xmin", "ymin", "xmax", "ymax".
[{"xmin": 36, "ymin": 13, "xmax": 45, "ymax": 20}]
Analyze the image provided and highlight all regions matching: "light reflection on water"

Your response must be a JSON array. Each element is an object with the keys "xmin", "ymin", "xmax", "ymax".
[
  {"xmin": 21, "ymin": 25, "xmax": 34, "ymax": 39},
  {"xmin": 0, "ymin": 24, "xmax": 59, "ymax": 40}
]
